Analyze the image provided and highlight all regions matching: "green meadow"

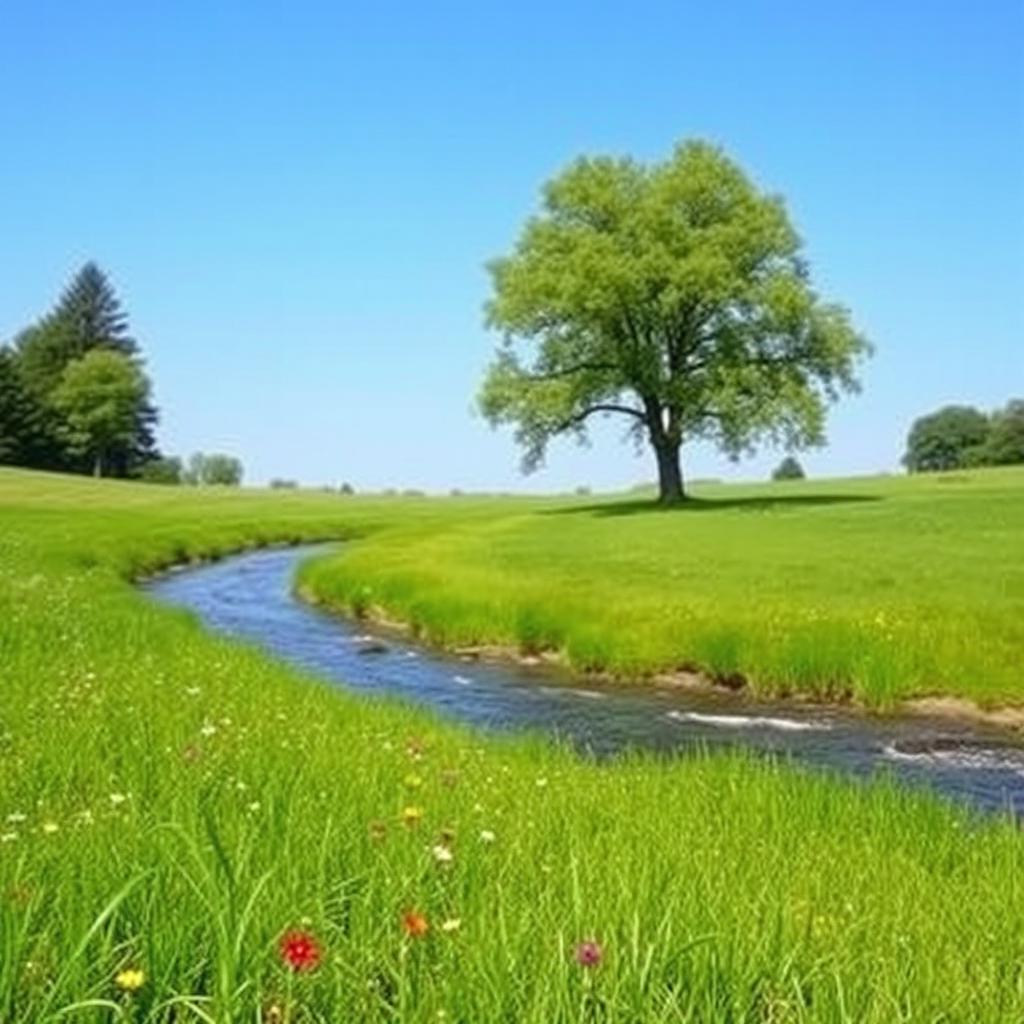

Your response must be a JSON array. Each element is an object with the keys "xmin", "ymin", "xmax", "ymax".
[
  {"xmin": 2, "ymin": 467, "xmax": 1024, "ymax": 1022},
  {"xmin": 299, "ymin": 465, "xmax": 1024, "ymax": 708}
]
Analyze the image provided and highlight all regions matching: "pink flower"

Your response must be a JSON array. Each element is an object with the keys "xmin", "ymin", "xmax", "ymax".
[{"xmin": 575, "ymin": 939, "xmax": 603, "ymax": 968}]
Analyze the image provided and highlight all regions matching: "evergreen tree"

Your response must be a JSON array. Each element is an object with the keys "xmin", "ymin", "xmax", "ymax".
[{"xmin": 0, "ymin": 346, "xmax": 52, "ymax": 467}]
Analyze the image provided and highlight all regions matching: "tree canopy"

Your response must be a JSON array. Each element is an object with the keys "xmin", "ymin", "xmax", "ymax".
[
  {"xmin": 183, "ymin": 452, "xmax": 244, "ymax": 486},
  {"xmin": 772, "ymin": 455, "xmax": 805, "ymax": 481},
  {"xmin": 903, "ymin": 405, "xmax": 991, "ymax": 472},
  {"xmin": 479, "ymin": 141, "xmax": 869, "ymax": 503},
  {"xmin": 52, "ymin": 350, "xmax": 152, "ymax": 477},
  {"xmin": 985, "ymin": 399, "xmax": 1024, "ymax": 466}
]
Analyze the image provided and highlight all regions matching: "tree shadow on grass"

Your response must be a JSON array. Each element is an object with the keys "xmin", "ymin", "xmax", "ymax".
[{"xmin": 543, "ymin": 493, "xmax": 883, "ymax": 518}]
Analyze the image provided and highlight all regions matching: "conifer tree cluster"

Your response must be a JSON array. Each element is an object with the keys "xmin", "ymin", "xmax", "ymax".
[{"xmin": 0, "ymin": 263, "xmax": 160, "ymax": 476}]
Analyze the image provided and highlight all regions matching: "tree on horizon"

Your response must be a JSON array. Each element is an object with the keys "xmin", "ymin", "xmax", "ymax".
[{"xmin": 479, "ymin": 141, "xmax": 869, "ymax": 504}]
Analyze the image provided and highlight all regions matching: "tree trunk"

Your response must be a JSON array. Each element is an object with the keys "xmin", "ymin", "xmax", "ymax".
[
  {"xmin": 653, "ymin": 439, "xmax": 685, "ymax": 504},
  {"xmin": 93, "ymin": 452, "xmax": 103, "ymax": 478}
]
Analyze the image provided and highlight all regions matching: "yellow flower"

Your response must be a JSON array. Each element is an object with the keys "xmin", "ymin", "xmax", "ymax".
[
  {"xmin": 403, "ymin": 773, "xmax": 424, "ymax": 789},
  {"xmin": 401, "ymin": 806, "xmax": 424, "ymax": 827},
  {"xmin": 115, "ymin": 968, "xmax": 145, "ymax": 992}
]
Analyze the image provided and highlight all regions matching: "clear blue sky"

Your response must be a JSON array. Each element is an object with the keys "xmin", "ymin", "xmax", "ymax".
[{"xmin": 1, "ymin": 1, "xmax": 1021, "ymax": 490}]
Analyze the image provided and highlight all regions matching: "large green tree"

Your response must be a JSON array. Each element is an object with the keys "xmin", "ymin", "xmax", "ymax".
[
  {"xmin": 479, "ymin": 141, "xmax": 869, "ymax": 503},
  {"xmin": 52, "ymin": 350, "xmax": 152, "ymax": 477},
  {"xmin": 902, "ymin": 405, "xmax": 991, "ymax": 473}
]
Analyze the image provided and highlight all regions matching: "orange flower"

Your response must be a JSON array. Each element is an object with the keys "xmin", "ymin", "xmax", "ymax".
[{"xmin": 401, "ymin": 909, "xmax": 429, "ymax": 938}]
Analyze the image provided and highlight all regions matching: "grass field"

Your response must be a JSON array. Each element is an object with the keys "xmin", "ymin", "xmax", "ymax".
[
  {"xmin": 1, "ymin": 467, "xmax": 1024, "ymax": 1022},
  {"xmin": 299, "ymin": 466, "xmax": 1024, "ymax": 708}
]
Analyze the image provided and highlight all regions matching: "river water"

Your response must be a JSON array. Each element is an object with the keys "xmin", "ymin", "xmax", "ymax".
[{"xmin": 143, "ymin": 545, "xmax": 1024, "ymax": 816}]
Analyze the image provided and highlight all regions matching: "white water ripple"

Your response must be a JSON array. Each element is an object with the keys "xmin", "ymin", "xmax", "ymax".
[
  {"xmin": 666, "ymin": 710, "xmax": 831, "ymax": 732},
  {"xmin": 882, "ymin": 743, "xmax": 1024, "ymax": 777}
]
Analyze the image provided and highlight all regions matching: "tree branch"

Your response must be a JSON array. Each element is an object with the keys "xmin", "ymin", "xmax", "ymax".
[
  {"xmin": 525, "ymin": 360, "xmax": 617, "ymax": 382},
  {"xmin": 554, "ymin": 403, "xmax": 646, "ymax": 433}
]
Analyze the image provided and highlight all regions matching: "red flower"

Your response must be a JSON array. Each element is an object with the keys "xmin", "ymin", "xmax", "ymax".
[
  {"xmin": 279, "ymin": 929, "xmax": 322, "ymax": 972},
  {"xmin": 401, "ymin": 909, "xmax": 429, "ymax": 938},
  {"xmin": 575, "ymin": 940, "xmax": 603, "ymax": 968}
]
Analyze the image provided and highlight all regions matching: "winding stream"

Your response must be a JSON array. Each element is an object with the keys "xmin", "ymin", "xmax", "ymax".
[{"xmin": 143, "ymin": 545, "xmax": 1024, "ymax": 815}]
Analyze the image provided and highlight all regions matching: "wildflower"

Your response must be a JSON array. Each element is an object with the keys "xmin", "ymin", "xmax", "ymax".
[
  {"xmin": 247, "ymin": 801, "xmax": 261, "ymax": 814},
  {"xmin": 404, "ymin": 773, "xmax": 423, "ymax": 789},
  {"xmin": 401, "ymin": 909, "xmax": 429, "ymax": 938},
  {"xmin": 1, "ymin": 832, "xmax": 16, "ymax": 843},
  {"xmin": 478, "ymin": 829, "xmax": 496, "ymax": 844},
  {"xmin": 279, "ymin": 929, "xmax": 322, "ymax": 972},
  {"xmin": 5, "ymin": 812, "xmax": 26, "ymax": 824},
  {"xmin": 440, "ymin": 769, "xmax": 460, "ymax": 787},
  {"xmin": 431, "ymin": 844, "xmax": 453, "ymax": 865},
  {"xmin": 42, "ymin": 821, "xmax": 59, "ymax": 835},
  {"xmin": 115, "ymin": 968, "xmax": 146, "ymax": 992},
  {"xmin": 182, "ymin": 744, "xmax": 202, "ymax": 763},
  {"xmin": 200, "ymin": 722, "xmax": 217, "ymax": 738},
  {"xmin": 185, "ymin": 686, "xmax": 201, "ymax": 697},
  {"xmin": 109, "ymin": 792, "xmax": 128, "ymax": 806},
  {"xmin": 535, "ymin": 777, "xmax": 548, "ymax": 788},
  {"xmin": 440, "ymin": 918, "xmax": 461, "ymax": 934},
  {"xmin": 575, "ymin": 940, "xmax": 603, "ymax": 968},
  {"xmin": 438, "ymin": 826, "xmax": 456, "ymax": 846},
  {"xmin": 401, "ymin": 806, "xmax": 424, "ymax": 828},
  {"xmin": 368, "ymin": 819, "xmax": 388, "ymax": 842},
  {"xmin": 406, "ymin": 737, "xmax": 426, "ymax": 759}
]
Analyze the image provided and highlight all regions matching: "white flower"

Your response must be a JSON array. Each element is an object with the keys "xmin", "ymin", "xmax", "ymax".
[
  {"xmin": 200, "ymin": 722, "xmax": 217, "ymax": 738},
  {"xmin": 41, "ymin": 822, "xmax": 59, "ymax": 835},
  {"xmin": 1, "ymin": 832, "xmax": 17, "ymax": 843},
  {"xmin": 5, "ymin": 812, "xmax": 26, "ymax": 824},
  {"xmin": 431, "ymin": 844, "xmax": 454, "ymax": 864},
  {"xmin": 535, "ymin": 777, "xmax": 548, "ymax": 788},
  {"xmin": 478, "ymin": 829, "xmax": 496, "ymax": 844},
  {"xmin": 185, "ymin": 686, "xmax": 201, "ymax": 697},
  {"xmin": 441, "ymin": 918, "xmax": 461, "ymax": 933},
  {"xmin": 247, "ymin": 801, "xmax": 261, "ymax": 814},
  {"xmin": 109, "ymin": 792, "xmax": 128, "ymax": 806}
]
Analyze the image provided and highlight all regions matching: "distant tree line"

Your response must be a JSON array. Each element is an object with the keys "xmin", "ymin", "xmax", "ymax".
[
  {"xmin": 0, "ymin": 263, "xmax": 158, "ymax": 476},
  {"xmin": 903, "ymin": 400, "xmax": 1024, "ymax": 472}
]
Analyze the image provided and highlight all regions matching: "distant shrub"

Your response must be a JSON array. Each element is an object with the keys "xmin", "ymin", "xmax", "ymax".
[
  {"xmin": 269, "ymin": 479, "xmax": 298, "ymax": 490},
  {"xmin": 183, "ymin": 452, "xmax": 244, "ymax": 486},
  {"xmin": 574, "ymin": 485, "xmax": 591, "ymax": 496},
  {"xmin": 402, "ymin": 489, "xmax": 425, "ymax": 498},
  {"xmin": 137, "ymin": 457, "xmax": 182, "ymax": 485},
  {"xmin": 772, "ymin": 456, "xmax": 805, "ymax": 481},
  {"xmin": 339, "ymin": 482, "xmax": 355, "ymax": 495}
]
